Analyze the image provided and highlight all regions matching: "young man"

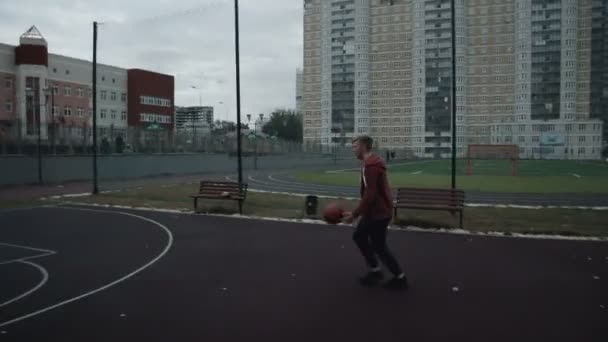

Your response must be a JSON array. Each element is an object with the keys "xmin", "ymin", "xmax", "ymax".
[{"xmin": 343, "ymin": 135, "xmax": 408, "ymax": 290}]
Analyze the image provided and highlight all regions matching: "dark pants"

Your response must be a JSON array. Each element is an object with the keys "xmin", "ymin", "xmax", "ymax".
[{"xmin": 353, "ymin": 217, "xmax": 403, "ymax": 277}]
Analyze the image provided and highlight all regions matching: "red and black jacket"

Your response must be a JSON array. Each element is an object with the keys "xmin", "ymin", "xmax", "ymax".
[{"xmin": 352, "ymin": 154, "xmax": 393, "ymax": 220}]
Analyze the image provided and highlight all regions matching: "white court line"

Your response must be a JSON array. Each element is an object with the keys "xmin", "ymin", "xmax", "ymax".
[
  {"xmin": 572, "ymin": 174, "xmax": 582, "ymax": 178},
  {"xmin": 0, "ymin": 206, "xmax": 174, "ymax": 329},
  {"xmin": 0, "ymin": 242, "xmax": 56, "ymax": 255},
  {"xmin": 0, "ymin": 260, "xmax": 48, "ymax": 308},
  {"xmin": 410, "ymin": 171, "xmax": 423, "ymax": 175},
  {"xmin": 0, "ymin": 252, "xmax": 56, "ymax": 266}
]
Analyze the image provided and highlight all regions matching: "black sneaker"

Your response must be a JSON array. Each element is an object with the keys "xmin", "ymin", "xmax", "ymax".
[
  {"xmin": 359, "ymin": 271, "xmax": 384, "ymax": 287},
  {"xmin": 383, "ymin": 276, "xmax": 409, "ymax": 291}
]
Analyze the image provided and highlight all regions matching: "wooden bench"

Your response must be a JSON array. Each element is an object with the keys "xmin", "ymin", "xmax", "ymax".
[
  {"xmin": 394, "ymin": 187, "xmax": 465, "ymax": 228},
  {"xmin": 190, "ymin": 181, "xmax": 248, "ymax": 212}
]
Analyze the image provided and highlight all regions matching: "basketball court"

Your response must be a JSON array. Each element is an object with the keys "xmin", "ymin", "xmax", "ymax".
[{"xmin": 0, "ymin": 205, "xmax": 607, "ymax": 341}]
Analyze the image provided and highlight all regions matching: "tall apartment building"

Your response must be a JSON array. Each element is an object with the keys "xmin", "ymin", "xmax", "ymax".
[
  {"xmin": 296, "ymin": 68, "xmax": 304, "ymax": 115},
  {"xmin": 590, "ymin": 0, "xmax": 608, "ymax": 143},
  {"xmin": 303, "ymin": 0, "xmax": 604, "ymax": 159},
  {"xmin": 0, "ymin": 26, "xmax": 175, "ymax": 147}
]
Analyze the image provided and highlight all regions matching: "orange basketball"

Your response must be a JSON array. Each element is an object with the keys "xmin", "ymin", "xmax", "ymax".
[{"xmin": 323, "ymin": 203, "xmax": 344, "ymax": 224}]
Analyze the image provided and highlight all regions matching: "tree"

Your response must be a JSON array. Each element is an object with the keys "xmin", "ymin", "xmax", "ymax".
[{"xmin": 261, "ymin": 109, "xmax": 302, "ymax": 142}]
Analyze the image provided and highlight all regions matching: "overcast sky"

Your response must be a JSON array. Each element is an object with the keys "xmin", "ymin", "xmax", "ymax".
[{"xmin": 0, "ymin": 0, "xmax": 303, "ymax": 122}]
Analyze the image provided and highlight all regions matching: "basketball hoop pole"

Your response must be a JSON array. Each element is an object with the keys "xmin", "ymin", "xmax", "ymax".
[{"xmin": 450, "ymin": 0, "xmax": 457, "ymax": 189}]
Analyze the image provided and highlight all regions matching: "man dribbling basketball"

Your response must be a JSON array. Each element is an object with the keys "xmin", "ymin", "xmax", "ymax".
[{"xmin": 343, "ymin": 135, "xmax": 408, "ymax": 290}]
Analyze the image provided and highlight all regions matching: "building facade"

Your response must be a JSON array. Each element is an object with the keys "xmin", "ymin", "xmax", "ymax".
[
  {"xmin": 296, "ymin": 68, "xmax": 303, "ymax": 115},
  {"xmin": 175, "ymin": 106, "xmax": 214, "ymax": 131},
  {"xmin": 0, "ymin": 26, "xmax": 174, "ymax": 150},
  {"xmin": 302, "ymin": 0, "xmax": 604, "ymax": 159}
]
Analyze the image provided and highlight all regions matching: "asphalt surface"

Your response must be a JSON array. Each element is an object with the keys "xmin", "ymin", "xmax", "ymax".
[
  {"xmin": 239, "ymin": 172, "xmax": 608, "ymax": 207},
  {"xmin": 1, "ymin": 206, "xmax": 607, "ymax": 341}
]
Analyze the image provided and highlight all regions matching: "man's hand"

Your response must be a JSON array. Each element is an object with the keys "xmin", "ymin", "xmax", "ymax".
[{"xmin": 342, "ymin": 211, "xmax": 354, "ymax": 224}]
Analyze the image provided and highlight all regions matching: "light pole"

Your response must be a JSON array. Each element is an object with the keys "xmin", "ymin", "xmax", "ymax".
[
  {"xmin": 191, "ymin": 85, "xmax": 202, "ymax": 106},
  {"xmin": 26, "ymin": 87, "xmax": 42, "ymax": 184},
  {"xmin": 247, "ymin": 113, "xmax": 264, "ymax": 170},
  {"xmin": 45, "ymin": 86, "xmax": 55, "ymax": 154}
]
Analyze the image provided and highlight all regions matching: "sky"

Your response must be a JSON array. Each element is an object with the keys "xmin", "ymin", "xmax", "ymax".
[{"xmin": 0, "ymin": 0, "xmax": 303, "ymax": 122}]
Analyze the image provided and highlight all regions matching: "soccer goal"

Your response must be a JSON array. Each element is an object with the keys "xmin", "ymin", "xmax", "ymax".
[{"xmin": 466, "ymin": 144, "xmax": 519, "ymax": 176}]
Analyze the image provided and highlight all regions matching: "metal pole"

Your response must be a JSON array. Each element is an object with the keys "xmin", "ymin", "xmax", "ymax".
[
  {"xmin": 254, "ymin": 121, "xmax": 258, "ymax": 170},
  {"xmin": 234, "ymin": 0, "xmax": 243, "ymax": 214},
  {"xmin": 450, "ymin": 0, "xmax": 457, "ymax": 189},
  {"xmin": 36, "ymin": 91, "xmax": 42, "ymax": 184},
  {"xmin": 51, "ymin": 87, "xmax": 55, "ymax": 155},
  {"xmin": 92, "ymin": 21, "xmax": 99, "ymax": 194}
]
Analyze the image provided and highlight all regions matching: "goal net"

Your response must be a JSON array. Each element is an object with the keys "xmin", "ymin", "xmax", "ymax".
[{"xmin": 466, "ymin": 144, "xmax": 519, "ymax": 176}]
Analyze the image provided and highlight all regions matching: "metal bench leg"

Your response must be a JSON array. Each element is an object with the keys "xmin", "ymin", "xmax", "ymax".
[{"xmin": 194, "ymin": 198, "xmax": 198, "ymax": 213}]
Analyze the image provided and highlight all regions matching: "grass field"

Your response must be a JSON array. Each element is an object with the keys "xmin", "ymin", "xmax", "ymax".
[
  {"xmin": 296, "ymin": 159, "xmax": 608, "ymax": 193},
  {"xmin": 48, "ymin": 183, "xmax": 608, "ymax": 237}
]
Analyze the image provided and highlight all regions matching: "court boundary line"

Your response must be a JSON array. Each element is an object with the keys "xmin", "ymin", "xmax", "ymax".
[
  {"xmin": 52, "ymin": 202, "xmax": 608, "ymax": 242},
  {"xmin": 0, "ymin": 260, "xmax": 49, "ymax": 309},
  {"xmin": 0, "ymin": 206, "xmax": 174, "ymax": 329},
  {"xmin": 0, "ymin": 242, "xmax": 58, "ymax": 266}
]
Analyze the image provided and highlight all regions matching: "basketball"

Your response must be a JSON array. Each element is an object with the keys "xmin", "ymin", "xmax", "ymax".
[{"xmin": 323, "ymin": 203, "xmax": 344, "ymax": 224}]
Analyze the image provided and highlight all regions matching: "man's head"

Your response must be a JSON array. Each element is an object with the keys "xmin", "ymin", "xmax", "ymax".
[{"xmin": 352, "ymin": 135, "xmax": 373, "ymax": 160}]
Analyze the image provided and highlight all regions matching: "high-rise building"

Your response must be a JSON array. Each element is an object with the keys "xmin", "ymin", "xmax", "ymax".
[
  {"xmin": 590, "ymin": 0, "xmax": 608, "ymax": 143},
  {"xmin": 303, "ymin": 0, "xmax": 603, "ymax": 159},
  {"xmin": 296, "ymin": 68, "xmax": 303, "ymax": 115}
]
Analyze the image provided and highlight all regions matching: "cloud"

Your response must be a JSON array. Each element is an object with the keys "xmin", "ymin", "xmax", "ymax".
[{"xmin": 0, "ymin": 0, "xmax": 303, "ymax": 121}]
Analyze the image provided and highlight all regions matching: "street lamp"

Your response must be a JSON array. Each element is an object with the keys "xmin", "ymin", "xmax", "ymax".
[
  {"xmin": 44, "ymin": 86, "xmax": 55, "ymax": 154},
  {"xmin": 26, "ymin": 87, "xmax": 42, "ymax": 184},
  {"xmin": 191, "ymin": 86, "xmax": 202, "ymax": 106},
  {"xmin": 247, "ymin": 113, "xmax": 264, "ymax": 170}
]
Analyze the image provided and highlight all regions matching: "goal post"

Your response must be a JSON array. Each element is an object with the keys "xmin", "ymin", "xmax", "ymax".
[{"xmin": 466, "ymin": 144, "xmax": 519, "ymax": 176}]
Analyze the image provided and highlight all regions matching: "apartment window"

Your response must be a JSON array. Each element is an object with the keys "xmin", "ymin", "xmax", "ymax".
[
  {"xmin": 4, "ymin": 100, "xmax": 12, "ymax": 112},
  {"xmin": 111, "ymin": 92, "xmax": 117, "ymax": 101},
  {"xmin": 64, "ymin": 106, "xmax": 72, "ymax": 116},
  {"xmin": 4, "ymin": 77, "xmax": 12, "ymax": 88},
  {"xmin": 121, "ymin": 93, "xmax": 127, "ymax": 102},
  {"xmin": 87, "ymin": 89, "xmax": 92, "ymax": 98},
  {"xmin": 532, "ymin": 136, "xmax": 539, "ymax": 142},
  {"xmin": 77, "ymin": 107, "xmax": 84, "ymax": 117},
  {"xmin": 101, "ymin": 90, "xmax": 107, "ymax": 100},
  {"xmin": 52, "ymin": 106, "xmax": 59, "ymax": 115},
  {"xmin": 65, "ymin": 69, "xmax": 70, "ymax": 75},
  {"xmin": 100, "ymin": 109, "xmax": 107, "ymax": 119},
  {"xmin": 121, "ymin": 111, "xmax": 127, "ymax": 121},
  {"xmin": 64, "ymin": 86, "xmax": 72, "ymax": 96},
  {"xmin": 52, "ymin": 86, "xmax": 59, "ymax": 95},
  {"xmin": 578, "ymin": 147, "xmax": 586, "ymax": 154},
  {"xmin": 111, "ymin": 110, "xmax": 117, "ymax": 120},
  {"xmin": 579, "ymin": 136, "xmax": 586, "ymax": 143},
  {"xmin": 579, "ymin": 124, "xmax": 586, "ymax": 131},
  {"xmin": 77, "ymin": 88, "xmax": 84, "ymax": 97},
  {"xmin": 518, "ymin": 136, "xmax": 525, "ymax": 143}
]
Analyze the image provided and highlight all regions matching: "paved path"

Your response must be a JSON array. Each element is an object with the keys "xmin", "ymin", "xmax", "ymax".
[
  {"xmin": 0, "ymin": 206, "xmax": 607, "ymax": 341},
  {"xmin": 241, "ymin": 172, "xmax": 608, "ymax": 207}
]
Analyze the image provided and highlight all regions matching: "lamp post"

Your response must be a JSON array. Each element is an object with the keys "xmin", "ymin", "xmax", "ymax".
[
  {"xmin": 44, "ymin": 86, "xmax": 55, "ymax": 154},
  {"xmin": 247, "ymin": 113, "xmax": 264, "ymax": 170},
  {"xmin": 26, "ymin": 87, "xmax": 42, "ymax": 184}
]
